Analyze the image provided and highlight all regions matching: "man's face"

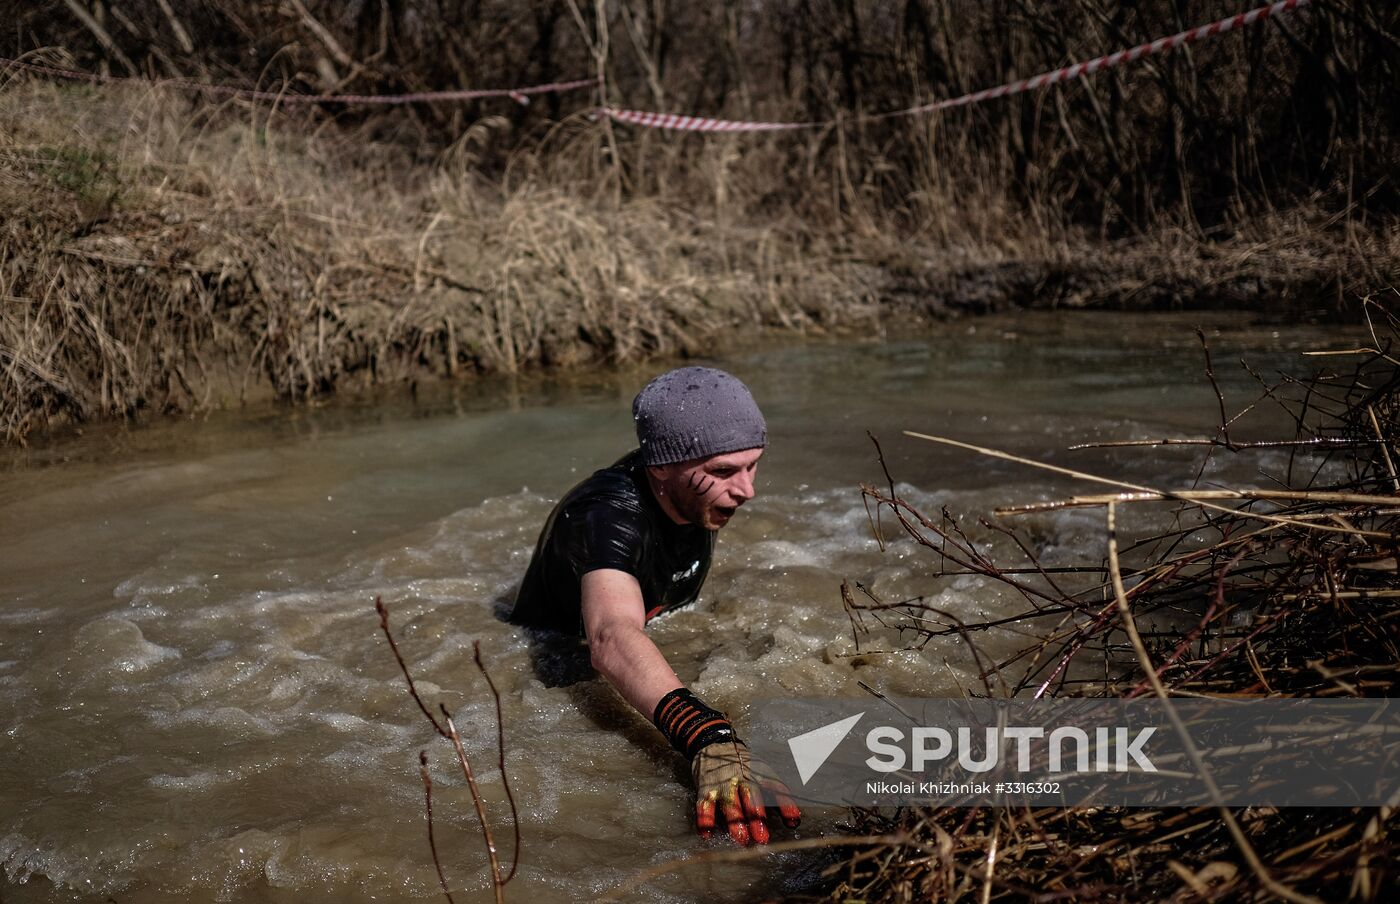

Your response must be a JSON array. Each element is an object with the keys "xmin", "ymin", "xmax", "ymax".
[{"xmin": 650, "ymin": 447, "xmax": 763, "ymax": 530}]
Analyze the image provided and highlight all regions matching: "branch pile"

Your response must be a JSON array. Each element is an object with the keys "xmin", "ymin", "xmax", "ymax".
[{"xmin": 821, "ymin": 298, "xmax": 1400, "ymax": 902}]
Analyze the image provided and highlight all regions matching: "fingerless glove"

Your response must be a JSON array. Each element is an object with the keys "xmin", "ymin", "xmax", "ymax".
[{"xmin": 653, "ymin": 687, "xmax": 738, "ymax": 760}]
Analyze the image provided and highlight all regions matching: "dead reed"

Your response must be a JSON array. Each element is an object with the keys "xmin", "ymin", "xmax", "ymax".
[
  {"xmin": 818, "ymin": 296, "xmax": 1400, "ymax": 901},
  {"xmin": 4, "ymin": 73, "xmax": 1393, "ymax": 446},
  {"xmin": 0, "ymin": 79, "xmax": 879, "ymax": 444}
]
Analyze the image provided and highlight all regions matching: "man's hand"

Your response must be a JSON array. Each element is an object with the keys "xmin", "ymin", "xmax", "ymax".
[{"xmin": 692, "ymin": 738, "xmax": 802, "ymax": 845}]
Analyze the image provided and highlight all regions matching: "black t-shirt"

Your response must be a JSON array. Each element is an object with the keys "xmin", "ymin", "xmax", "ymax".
[{"xmin": 510, "ymin": 450, "xmax": 715, "ymax": 635}]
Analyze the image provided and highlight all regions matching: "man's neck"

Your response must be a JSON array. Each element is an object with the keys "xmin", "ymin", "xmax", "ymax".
[{"xmin": 643, "ymin": 469, "xmax": 690, "ymax": 526}]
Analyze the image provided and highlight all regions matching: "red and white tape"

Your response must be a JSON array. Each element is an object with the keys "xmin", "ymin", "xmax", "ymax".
[
  {"xmin": 603, "ymin": 0, "xmax": 1312, "ymax": 132},
  {"xmin": 0, "ymin": 56, "xmax": 599, "ymax": 106},
  {"xmin": 601, "ymin": 110, "xmax": 817, "ymax": 132}
]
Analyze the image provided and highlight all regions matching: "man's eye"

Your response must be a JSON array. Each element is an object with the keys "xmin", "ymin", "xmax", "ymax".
[{"xmin": 712, "ymin": 469, "xmax": 735, "ymax": 478}]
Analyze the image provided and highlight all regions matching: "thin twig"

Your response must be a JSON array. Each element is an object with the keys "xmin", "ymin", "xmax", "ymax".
[
  {"xmin": 1367, "ymin": 405, "xmax": 1400, "ymax": 493},
  {"xmin": 1197, "ymin": 328, "xmax": 1234, "ymax": 450},
  {"xmin": 59, "ymin": 0, "xmax": 137, "ymax": 74},
  {"xmin": 996, "ymin": 487, "xmax": 1400, "ymax": 515},
  {"xmin": 904, "ymin": 431, "xmax": 1395, "ymax": 539},
  {"xmin": 378, "ymin": 598, "xmax": 514, "ymax": 902},
  {"xmin": 443, "ymin": 708, "xmax": 506, "ymax": 904},
  {"xmin": 375, "ymin": 597, "xmax": 448, "ymax": 737},
  {"xmin": 1106, "ymin": 502, "xmax": 1321, "ymax": 904},
  {"xmin": 473, "ymin": 640, "xmax": 521, "ymax": 883},
  {"xmin": 420, "ymin": 750, "xmax": 457, "ymax": 904}
]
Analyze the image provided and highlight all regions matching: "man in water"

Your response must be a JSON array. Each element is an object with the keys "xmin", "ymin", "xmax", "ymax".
[{"xmin": 510, "ymin": 366, "xmax": 801, "ymax": 845}]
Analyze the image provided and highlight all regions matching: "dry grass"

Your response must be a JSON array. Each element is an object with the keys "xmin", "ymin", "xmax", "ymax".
[
  {"xmin": 0, "ymin": 81, "xmax": 878, "ymax": 443},
  {"xmin": 2, "ymin": 75, "xmax": 1396, "ymax": 444}
]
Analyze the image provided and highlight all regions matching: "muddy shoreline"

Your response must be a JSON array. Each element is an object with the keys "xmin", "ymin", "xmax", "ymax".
[{"xmin": 0, "ymin": 254, "xmax": 1370, "ymax": 449}]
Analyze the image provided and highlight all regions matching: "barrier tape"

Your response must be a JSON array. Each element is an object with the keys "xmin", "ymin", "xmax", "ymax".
[
  {"xmin": 0, "ymin": 56, "xmax": 599, "ymax": 106},
  {"xmin": 603, "ymin": 0, "xmax": 1312, "ymax": 132},
  {"xmin": 601, "ymin": 110, "xmax": 817, "ymax": 132}
]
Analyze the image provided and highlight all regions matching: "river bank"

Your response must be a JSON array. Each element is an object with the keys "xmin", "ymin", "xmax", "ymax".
[{"xmin": 4, "ymin": 82, "xmax": 1396, "ymax": 445}]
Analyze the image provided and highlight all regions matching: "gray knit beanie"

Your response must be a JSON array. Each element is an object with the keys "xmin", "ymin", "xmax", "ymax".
[{"xmin": 632, "ymin": 367, "xmax": 767, "ymax": 466}]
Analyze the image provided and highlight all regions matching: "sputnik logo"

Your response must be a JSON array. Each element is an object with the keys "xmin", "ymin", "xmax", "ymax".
[{"xmin": 787, "ymin": 712, "xmax": 865, "ymax": 784}]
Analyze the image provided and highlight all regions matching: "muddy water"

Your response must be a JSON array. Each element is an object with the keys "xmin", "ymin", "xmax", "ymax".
[{"xmin": 0, "ymin": 313, "xmax": 1343, "ymax": 903}]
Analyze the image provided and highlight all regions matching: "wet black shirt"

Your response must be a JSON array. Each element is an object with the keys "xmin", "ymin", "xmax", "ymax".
[{"xmin": 510, "ymin": 450, "xmax": 715, "ymax": 636}]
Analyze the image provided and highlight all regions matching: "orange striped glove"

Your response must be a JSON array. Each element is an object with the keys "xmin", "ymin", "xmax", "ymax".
[{"xmin": 654, "ymin": 688, "xmax": 802, "ymax": 845}]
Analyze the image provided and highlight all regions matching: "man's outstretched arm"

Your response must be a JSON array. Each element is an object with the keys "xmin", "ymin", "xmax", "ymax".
[
  {"xmin": 580, "ymin": 568, "xmax": 682, "ymax": 715},
  {"xmin": 580, "ymin": 568, "xmax": 801, "ymax": 845}
]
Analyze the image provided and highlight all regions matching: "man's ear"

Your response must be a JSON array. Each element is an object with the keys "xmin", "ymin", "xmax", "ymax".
[{"xmin": 647, "ymin": 463, "xmax": 689, "ymax": 495}]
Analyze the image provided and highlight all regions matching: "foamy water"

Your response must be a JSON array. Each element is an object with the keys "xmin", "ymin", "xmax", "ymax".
[{"xmin": 0, "ymin": 313, "xmax": 1345, "ymax": 902}]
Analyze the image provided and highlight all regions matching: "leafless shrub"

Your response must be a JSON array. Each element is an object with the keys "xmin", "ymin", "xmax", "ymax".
[
  {"xmin": 376, "ymin": 597, "xmax": 521, "ymax": 903},
  {"xmin": 820, "ymin": 295, "xmax": 1400, "ymax": 902}
]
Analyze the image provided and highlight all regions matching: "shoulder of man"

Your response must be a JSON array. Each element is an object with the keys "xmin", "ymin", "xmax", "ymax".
[
  {"xmin": 560, "ymin": 450, "xmax": 646, "ymax": 512},
  {"xmin": 552, "ymin": 450, "xmax": 658, "ymax": 551},
  {"xmin": 550, "ymin": 452, "xmax": 658, "ymax": 578}
]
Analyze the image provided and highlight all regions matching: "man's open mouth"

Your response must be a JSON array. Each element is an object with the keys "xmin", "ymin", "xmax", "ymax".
[{"xmin": 715, "ymin": 505, "xmax": 738, "ymax": 519}]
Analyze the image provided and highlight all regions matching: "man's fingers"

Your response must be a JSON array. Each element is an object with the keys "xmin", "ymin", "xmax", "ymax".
[
  {"xmin": 695, "ymin": 795, "xmax": 717, "ymax": 838},
  {"xmin": 720, "ymin": 783, "xmax": 745, "ymax": 826},
  {"xmin": 764, "ymin": 779, "xmax": 803, "ymax": 828},
  {"xmin": 739, "ymin": 782, "xmax": 770, "ymax": 845},
  {"xmin": 740, "ymin": 780, "xmax": 766, "ymax": 816},
  {"xmin": 691, "ymin": 741, "xmax": 797, "ymax": 846},
  {"xmin": 746, "ymin": 815, "xmax": 770, "ymax": 846},
  {"xmin": 720, "ymin": 782, "xmax": 750, "ymax": 845}
]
